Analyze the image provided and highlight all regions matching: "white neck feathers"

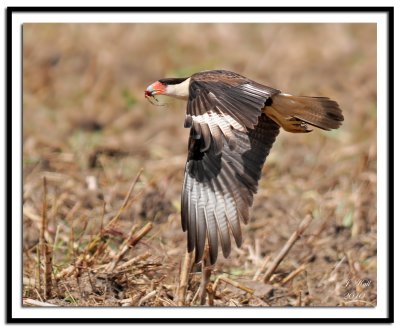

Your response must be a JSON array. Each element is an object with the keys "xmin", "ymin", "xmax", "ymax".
[{"xmin": 165, "ymin": 78, "xmax": 191, "ymax": 100}]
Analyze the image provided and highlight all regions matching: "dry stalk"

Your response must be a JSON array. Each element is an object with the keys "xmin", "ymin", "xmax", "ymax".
[
  {"xmin": 207, "ymin": 274, "xmax": 255, "ymax": 306},
  {"xmin": 33, "ymin": 288, "xmax": 44, "ymax": 302},
  {"xmin": 35, "ymin": 245, "xmax": 41, "ymax": 293},
  {"xmin": 128, "ymin": 222, "xmax": 153, "ymax": 247},
  {"xmin": 40, "ymin": 177, "xmax": 53, "ymax": 299},
  {"xmin": 60, "ymin": 281, "xmax": 78, "ymax": 305},
  {"xmin": 105, "ymin": 225, "xmax": 138, "ymax": 273},
  {"xmin": 219, "ymin": 276, "xmax": 255, "ymax": 295},
  {"xmin": 306, "ymin": 209, "xmax": 333, "ymax": 244},
  {"xmin": 199, "ymin": 263, "xmax": 212, "ymax": 305},
  {"xmin": 138, "ymin": 290, "xmax": 157, "ymax": 306},
  {"xmin": 211, "ymin": 275, "xmax": 221, "ymax": 294},
  {"xmin": 253, "ymin": 255, "xmax": 271, "ymax": 281},
  {"xmin": 105, "ymin": 222, "xmax": 153, "ymax": 273},
  {"xmin": 108, "ymin": 168, "xmax": 143, "ymax": 227},
  {"xmin": 206, "ymin": 282, "xmax": 214, "ymax": 306},
  {"xmin": 297, "ymin": 290, "xmax": 302, "ymax": 306},
  {"xmin": 190, "ymin": 286, "xmax": 200, "ymax": 306},
  {"xmin": 120, "ymin": 293, "xmax": 143, "ymax": 307},
  {"xmin": 68, "ymin": 216, "xmax": 75, "ymax": 258},
  {"xmin": 56, "ymin": 170, "xmax": 144, "ymax": 281},
  {"xmin": 326, "ymin": 255, "xmax": 346, "ymax": 283},
  {"xmin": 281, "ymin": 264, "xmax": 307, "ymax": 285},
  {"xmin": 177, "ymin": 250, "xmax": 195, "ymax": 306},
  {"xmin": 87, "ymin": 234, "xmax": 109, "ymax": 257},
  {"xmin": 23, "ymin": 298, "xmax": 57, "ymax": 307},
  {"xmin": 116, "ymin": 251, "xmax": 152, "ymax": 271},
  {"xmin": 157, "ymin": 297, "xmax": 176, "ymax": 307},
  {"xmin": 57, "ymin": 244, "xmax": 97, "ymax": 279},
  {"xmin": 263, "ymin": 214, "xmax": 312, "ymax": 283},
  {"xmin": 120, "ymin": 297, "xmax": 135, "ymax": 307},
  {"xmin": 198, "ymin": 244, "xmax": 213, "ymax": 305},
  {"xmin": 53, "ymin": 264, "xmax": 75, "ymax": 284}
]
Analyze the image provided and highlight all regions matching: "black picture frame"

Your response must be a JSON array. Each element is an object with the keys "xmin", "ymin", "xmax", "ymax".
[{"xmin": 6, "ymin": 6, "xmax": 394, "ymax": 324}]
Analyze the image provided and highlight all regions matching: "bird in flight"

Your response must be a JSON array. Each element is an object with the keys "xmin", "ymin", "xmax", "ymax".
[{"xmin": 145, "ymin": 69, "xmax": 343, "ymax": 265}]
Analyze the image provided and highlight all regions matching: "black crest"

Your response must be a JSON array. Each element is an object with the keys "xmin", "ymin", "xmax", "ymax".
[{"xmin": 159, "ymin": 77, "xmax": 188, "ymax": 85}]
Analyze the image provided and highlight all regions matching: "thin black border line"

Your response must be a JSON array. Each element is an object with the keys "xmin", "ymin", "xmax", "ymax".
[
  {"xmin": 6, "ymin": 5, "xmax": 13, "ymax": 325},
  {"xmin": 387, "ymin": 6, "xmax": 394, "ymax": 324},
  {"xmin": 6, "ymin": 6, "xmax": 394, "ymax": 324},
  {"xmin": 6, "ymin": 6, "xmax": 395, "ymax": 13}
]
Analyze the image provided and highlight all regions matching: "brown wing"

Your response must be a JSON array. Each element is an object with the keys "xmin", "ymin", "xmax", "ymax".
[
  {"xmin": 186, "ymin": 70, "xmax": 280, "ymax": 155},
  {"xmin": 181, "ymin": 70, "xmax": 281, "ymax": 264}
]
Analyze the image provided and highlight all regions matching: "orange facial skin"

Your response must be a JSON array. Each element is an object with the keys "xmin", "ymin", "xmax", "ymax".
[{"xmin": 145, "ymin": 81, "xmax": 167, "ymax": 105}]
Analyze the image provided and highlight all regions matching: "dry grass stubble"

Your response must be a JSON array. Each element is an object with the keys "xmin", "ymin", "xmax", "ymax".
[{"xmin": 23, "ymin": 23, "xmax": 377, "ymax": 307}]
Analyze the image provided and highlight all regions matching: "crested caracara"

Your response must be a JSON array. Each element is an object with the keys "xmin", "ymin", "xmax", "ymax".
[{"xmin": 145, "ymin": 69, "xmax": 343, "ymax": 265}]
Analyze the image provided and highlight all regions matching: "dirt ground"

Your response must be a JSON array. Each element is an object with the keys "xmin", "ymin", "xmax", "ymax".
[{"xmin": 22, "ymin": 23, "xmax": 377, "ymax": 307}]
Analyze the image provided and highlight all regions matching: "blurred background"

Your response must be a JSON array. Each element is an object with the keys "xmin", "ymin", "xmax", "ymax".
[{"xmin": 23, "ymin": 23, "xmax": 377, "ymax": 306}]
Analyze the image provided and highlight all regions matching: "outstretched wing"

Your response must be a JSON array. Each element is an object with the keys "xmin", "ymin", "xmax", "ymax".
[
  {"xmin": 185, "ymin": 70, "xmax": 280, "ymax": 155},
  {"xmin": 181, "ymin": 70, "xmax": 281, "ymax": 264}
]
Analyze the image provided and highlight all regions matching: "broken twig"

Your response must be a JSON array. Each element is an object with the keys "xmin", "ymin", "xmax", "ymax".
[
  {"xmin": 263, "ymin": 215, "xmax": 312, "ymax": 283},
  {"xmin": 177, "ymin": 250, "xmax": 195, "ymax": 306}
]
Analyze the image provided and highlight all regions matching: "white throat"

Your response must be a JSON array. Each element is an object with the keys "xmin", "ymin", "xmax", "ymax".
[{"xmin": 165, "ymin": 78, "xmax": 191, "ymax": 100}]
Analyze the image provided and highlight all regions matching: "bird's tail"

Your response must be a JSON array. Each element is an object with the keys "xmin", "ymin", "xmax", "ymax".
[{"xmin": 263, "ymin": 93, "xmax": 344, "ymax": 133}]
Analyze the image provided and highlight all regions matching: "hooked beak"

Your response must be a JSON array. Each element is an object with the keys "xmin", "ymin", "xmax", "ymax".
[
  {"xmin": 145, "ymin": 81, "xmax": 165, "ymax": 99},
  {"xmin": 145, "ymin": 81, "xmax": 167, "ymax": 106},
  {"xmin": 145, "ymin": 85, "xmax": 155, "ymax": 98}
]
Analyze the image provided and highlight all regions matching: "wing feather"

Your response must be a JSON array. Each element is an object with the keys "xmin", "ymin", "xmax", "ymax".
[
  {"xmin": 181, "ymin": 70, "xmax": 281, "ymax": 264},
  {"xmin": 211, "ymin": 179, "xmax": 231, "ymax": 258},
  {"xmin": 194, "ymin": 181, "xmax": 207, "ymax": 263},
  {"xmin": 204, "ymin": 185, "xmax": 219, "ymax": 264}
]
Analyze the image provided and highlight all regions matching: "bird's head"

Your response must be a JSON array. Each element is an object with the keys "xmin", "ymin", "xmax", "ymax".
[
  {"xmin": 145, "ymin": 81, "xmax": 167, "ymax": 98},
  {"xmin": 145, "ymin": 77, "xmax": 190, "ymax": 104}
]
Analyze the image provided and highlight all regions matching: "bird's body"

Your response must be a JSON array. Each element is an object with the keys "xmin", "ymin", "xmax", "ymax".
[{"xmin": 145, "ymin": 69, "xmax": 343, "ymax": 265}]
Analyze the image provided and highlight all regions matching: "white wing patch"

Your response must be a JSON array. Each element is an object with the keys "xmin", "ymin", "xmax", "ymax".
[{"xmin": 191, "ymin": 111, "xmax": 246, "ymax": 150}]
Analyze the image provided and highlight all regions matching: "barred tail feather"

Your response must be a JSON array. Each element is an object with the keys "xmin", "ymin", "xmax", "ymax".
[{"xmin": 264, "ymin": 93, "xmax": 344, "ymax": 133}]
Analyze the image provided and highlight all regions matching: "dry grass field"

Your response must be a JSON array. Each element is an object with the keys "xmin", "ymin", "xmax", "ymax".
[{"xmin": 22, "ymin": 23, "xmax": 377, "ymax": 307}]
